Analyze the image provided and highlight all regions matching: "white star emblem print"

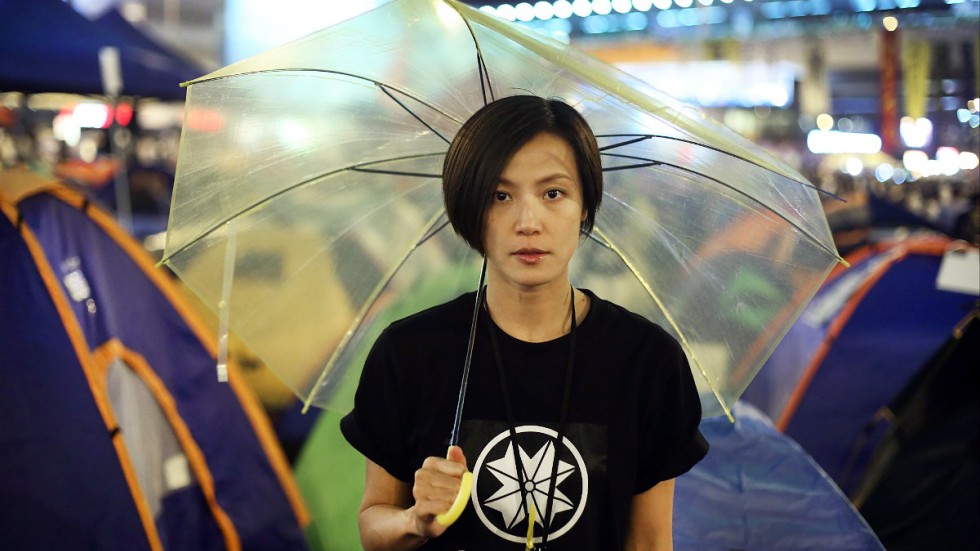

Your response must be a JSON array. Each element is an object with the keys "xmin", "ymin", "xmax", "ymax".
[
  {"xmin": 471, "ymin": 425, "xmax": 589, "ymax": 544},
  {"xmin": 484, "ymin": 440, "xmax": 576, "ymax": 528}
]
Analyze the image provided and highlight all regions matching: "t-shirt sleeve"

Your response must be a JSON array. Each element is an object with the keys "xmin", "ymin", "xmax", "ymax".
[
  {"xmin": 634, "ymin": 333, "xmax": 709, "ymax": 493},
  {"xmin": 339, "ymin": 328, "xmax": 414, "ymax": 482}
]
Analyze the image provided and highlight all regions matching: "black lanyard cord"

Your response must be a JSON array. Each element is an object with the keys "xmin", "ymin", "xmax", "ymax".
[
  {"xmin": 543, "ymin": 290, "xmax": 577, "ymax": 546},
  {"xmin": 484, "ymin": 286, "xmax": 578, "ymax": 547},
  {"xmin": 485, "ymin": 299, "xmax": 532, "ymax": 530}
]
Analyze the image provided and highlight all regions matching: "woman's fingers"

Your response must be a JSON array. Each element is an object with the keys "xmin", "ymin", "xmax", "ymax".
[
  {"xmin": 415, "ymin": 464, "xmax": 462, "ymax": 498},
  {"xmin": 411, "ymin": 449, "xmax": 471, "ymax": 532},
  {"xmin": 446, "ymin": 445, "xmax": 467, "ymax": 467},
  {"xmin": 421, "ymin": 454, "xmax": 467, "ymax": 477}
]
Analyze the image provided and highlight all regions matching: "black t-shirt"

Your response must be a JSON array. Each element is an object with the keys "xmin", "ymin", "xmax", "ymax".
[{"xmin": 341, "ymin": 290, "xmax": 708, "ymax": 550}]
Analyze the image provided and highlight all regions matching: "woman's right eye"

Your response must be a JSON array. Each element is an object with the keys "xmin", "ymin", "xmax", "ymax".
[{"xmin": 493, "ymin": 191, "xmax": 508, "ymax": 202}]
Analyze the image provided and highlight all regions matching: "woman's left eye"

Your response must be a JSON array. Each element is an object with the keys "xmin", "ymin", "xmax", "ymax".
[{"xmin": 546, "ymin": 189, "xmax": 563, "ymax": 199}]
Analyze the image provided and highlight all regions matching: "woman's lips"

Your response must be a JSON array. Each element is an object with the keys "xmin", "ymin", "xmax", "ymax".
[{"xmin": 513, "ymin": 249, "xmax": 547, "ymax": 264}]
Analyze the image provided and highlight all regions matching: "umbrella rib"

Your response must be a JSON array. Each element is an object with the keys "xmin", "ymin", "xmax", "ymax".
[
  {"xmin": 477, "ymin": 52, "xmax": 495, "ymax": 105},
  {"xmin": 596, "ymin": 133, "xmax": 840, "ymax": 200},
  {"xmin": 587, "ymin": 228, "xmax": 734, "ymax": 422},
  {"xmin": 601, "ymin": 152, "xmax": 843, "ymax": 263},
  {"xmin": 445, "ymin": 0, "xmax": 496, "ymax": 104},
  {"xmin": 161, "ymin": 152, "xmax": 446, "ymax": 264},
  {"xmin": 602, "ymin": 162, "xmax": 660, "ymax": 172},
  {"xmin": 596, "ymin": 135, "xmax": 650, "ymax": 151},
  {"xmin": 186, "ymin": 67, "xmax": 465, "ymax": 125},
  {"xmin": 351, "ymin": 167, "xmax": 442, "ymax": 179},
  {"xmin": 301, "ymin": 208, "xmax": 450, "ymax": 412},
  {"xmin": 377, "ymin": 84, "xmax": 451, "ymax": 144},
  {"xmin": 418, "ymin": 218, "xmax": 452, "ymax": 247}
]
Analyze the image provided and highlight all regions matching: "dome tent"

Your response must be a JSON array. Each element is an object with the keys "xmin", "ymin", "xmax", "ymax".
[
  {"xmin": 743, "ymin": 235, "xmax": 977, "ymax": 493},
  {"xmin": 0, "ymin": 168, "xmax": 309, "ymax": 550}
]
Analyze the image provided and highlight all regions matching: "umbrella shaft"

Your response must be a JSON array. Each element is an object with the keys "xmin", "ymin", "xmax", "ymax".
[{"xmin": 449, "ymin": 258, "xmax": 487, "ymax": 446}]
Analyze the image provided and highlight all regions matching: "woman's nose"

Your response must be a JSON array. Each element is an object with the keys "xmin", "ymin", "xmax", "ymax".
[{"xmin": 515, "ymin": 199, "xmax": 542, "ymax": 234}]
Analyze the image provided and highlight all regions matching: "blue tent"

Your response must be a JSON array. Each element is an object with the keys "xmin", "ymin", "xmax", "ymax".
[
  {"xmin": 742, "ymin": 236, "xmax": 977, "ymax": 493},
  {"xmin": 854, "ymin": 313, "xmax": 979, "ymax": 550},
  {"xmin": 0, "ymin": 169, "xmax": 309, "ymax": 550},
  {"xmin": 0, "ymin": 0, "xmax": 203, "ymax": 99},
  {"xmin": 675, "ymin": 402, "xmax": 884, "ymax": 551}
]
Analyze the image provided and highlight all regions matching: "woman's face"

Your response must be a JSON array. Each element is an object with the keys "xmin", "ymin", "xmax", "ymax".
[{"xmin": 482, "ymin": 132, "xmax": 587, "ymax": 293}]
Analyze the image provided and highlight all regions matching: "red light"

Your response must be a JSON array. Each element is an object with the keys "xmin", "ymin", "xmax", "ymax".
[{"xmin": 115, "ymin": 103, "xmax": 134, "ymax": 127}]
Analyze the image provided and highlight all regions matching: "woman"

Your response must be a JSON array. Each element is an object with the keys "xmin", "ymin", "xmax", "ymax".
[{"xmin": 341, "ymin": 95, "xmax": 707, "ymax": 550}]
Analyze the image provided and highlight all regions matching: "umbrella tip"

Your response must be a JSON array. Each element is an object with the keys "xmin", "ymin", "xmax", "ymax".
[{"xmin": 838, "ymin": 258, "xmax": 851, "ymax": 268}]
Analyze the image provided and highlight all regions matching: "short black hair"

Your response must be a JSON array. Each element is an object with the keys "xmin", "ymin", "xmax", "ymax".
[{"xmin": 442, "ymin": 95, "xmax": 603, "ymax": 255}]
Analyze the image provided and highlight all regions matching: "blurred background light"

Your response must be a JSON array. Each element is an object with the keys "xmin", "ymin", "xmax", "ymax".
[
  {"xmin": 515, "ymin": 2, "xmax": 535, "ymax": 21},
  {"xmin": 625, "ymin": 11, "xmax": 650, "ymax": 28},
  {"xmin": 613, "ymin": 0, "xmax": 634, "ymax": 13},
  {"xmin": 936, "ymin": 146, "xmax": 961, "ymax": 176},
  {"xmin": 572, "ymin": 0, "xmax": 594, "ymax": 16},
  {"xmin": 851, "ymin": 0, "xmax": 876, "ymax": 12},
  {"xmin": 554, "ymin": 0, "xmax": 575, "ymax": 17},
  {"xmin": 72, "ymin": 103, "xmax": 112, "ymax": 129},
  {"xmin": 845, "ymin": 157, "xmax": 865, "ymax": 176},
  {"xmin": 900, "ymin": 117, "xmax": 933, "ymax": 148},
  {"xmin": 497, "ymin": 3, "xmax": 517, "ymax": 19},
  {"xmin": 875, "ymin": 163, "xmax": 895, "ymax": 183},
  {"xmin": 593, "ymin": 0, "xmax": 614, "ymax": 15},
  {"xmin": 534, "ymin": 1, "xmax": 555, "ymax": 19},
  {"xmin": 902, "ymin": 150, "xmax": 929, "ymax": 176},
  {"xmin": 807, "ymin": 130, "xmax": 882, "ymax": 154},
  {"xmin": 52, "ymin": 115, "xmax": 81, "ymax": 147},
  {"xmin": 960, "ymin": 151, "xmax": 980, "ymax": 171},
  {"xmin": 816, "ymin": 113, "xmax": 834, "ymax": 131},
  {"xmin": 891, "ymin": 168, "xmax": 908, "ymax": 184}
]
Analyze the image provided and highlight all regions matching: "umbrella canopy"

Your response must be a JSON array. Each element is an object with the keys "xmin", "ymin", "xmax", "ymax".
[{"xmin": 162, "ymin": 0, "xmax": 841, "ymax": 420}]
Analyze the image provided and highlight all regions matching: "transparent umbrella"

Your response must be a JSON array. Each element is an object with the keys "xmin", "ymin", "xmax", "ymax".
[{"xmin": 161, "ymin": 0, "xmax": 843, "ymax": 423}]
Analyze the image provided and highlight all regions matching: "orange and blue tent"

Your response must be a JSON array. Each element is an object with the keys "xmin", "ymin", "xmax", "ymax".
[
  {"xmin": 0, "ymin": 169, "xmax": 309, "ymax": 550},
  {"xmin": 742, "ymin": 235, "xmax": 977, "ymax": 494}
]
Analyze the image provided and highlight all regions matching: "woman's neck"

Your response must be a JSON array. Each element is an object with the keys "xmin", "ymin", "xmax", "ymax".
[{"xmin": 484, "ymin": 277, "xmax": 589, "ymax": 343}]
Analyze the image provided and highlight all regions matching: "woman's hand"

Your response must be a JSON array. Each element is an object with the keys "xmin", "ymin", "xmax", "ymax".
[
  {"xmin": 358, "ymin": 446, "xmax": 469, "ymax": 551},
  {"xmin": 409, "ymin": 446, "xmax": 469, "ymax": 537}
]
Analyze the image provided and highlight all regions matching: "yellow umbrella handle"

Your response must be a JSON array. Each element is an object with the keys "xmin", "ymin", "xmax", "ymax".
[
  {"xmin": 435, "ymin": 447, "xmax": 472, "ymax": 527},
  {"xmin": 525, "ymin": 503, "xmax": 537, "ymax": 549}
]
